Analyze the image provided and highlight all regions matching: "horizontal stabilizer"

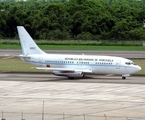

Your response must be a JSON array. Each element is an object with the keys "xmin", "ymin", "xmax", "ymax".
[
  {"xmin": 2, "ymin": 55, "xmax": 30, "ymax": 60},
  {"xmin": 18, "ymin": 55, "xmax": 30, "ymax": 59}
]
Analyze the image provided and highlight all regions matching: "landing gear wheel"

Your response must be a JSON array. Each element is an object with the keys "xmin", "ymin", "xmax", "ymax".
[
  {"xmin": 82, "ymin": 73, "xmax": 85, "ymax": 78},
  {"xmin": 122, "ymin": 76, "xmax": 126, "ymax": 80},
  {"xmin": 68, "ymin": 77, "xmax": 74, "ymax": 79}
]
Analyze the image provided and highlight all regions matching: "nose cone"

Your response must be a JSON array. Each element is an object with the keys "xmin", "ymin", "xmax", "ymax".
[
  {"xmin": 136, "ymin": 65, "xmax": 141, "ymax": 72},
  {"xmin": 138, "ymin": 66, "xmax": 141, "ymax": 71}
]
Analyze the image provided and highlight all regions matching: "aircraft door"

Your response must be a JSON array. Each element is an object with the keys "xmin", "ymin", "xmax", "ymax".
[
  {"xmin": 116, "ymin": 60, "xmax": 120, "ymax": 69},
  {"xmin": 125, "ymin": 66, "xmax": 128, "ymax": 72},
  {"xmin": 78, "ymin": 58, "xmax": 83, "ymax": 68}
]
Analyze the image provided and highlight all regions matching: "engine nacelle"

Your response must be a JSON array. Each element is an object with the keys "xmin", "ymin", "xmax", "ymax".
[{"xmin": 52, "ymin": 71, "xmax": 84, "ymax": 78}]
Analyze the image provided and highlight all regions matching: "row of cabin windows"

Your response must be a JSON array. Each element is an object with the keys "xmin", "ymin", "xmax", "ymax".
[
  {"xmin": 45, "ymin": 61, "xmax": 112, "ymax": 65},
  {"xmin": 77, "ymin": 62, "xmax": 89, "ymax": 64},
  {"xmin": 45, "ymin": 61, "xmax": 74, "ymax": 64},
  {"xmin": 96, "ymin": 62, "xmax": 113, "ymax": 65}
]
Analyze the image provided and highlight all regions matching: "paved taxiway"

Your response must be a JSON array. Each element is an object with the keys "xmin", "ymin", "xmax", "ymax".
[
  {"xmin": 0, "ymin": 73, "xmax": 145, "ymax": 120},
  {"xmin": 1, "ymin": 49, "xmax": 145, "ymax": 59}
]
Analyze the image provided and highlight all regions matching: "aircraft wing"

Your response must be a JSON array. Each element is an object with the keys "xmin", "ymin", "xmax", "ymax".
[{"xmin": 36, "ymin": 67, "xmax": 92, "ymax": 73}]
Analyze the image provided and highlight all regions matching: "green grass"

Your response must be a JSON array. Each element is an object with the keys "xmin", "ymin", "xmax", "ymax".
[
  {"xmin": 39, "ymin": 45, "xmax": 145, "ymax": 50},
  {"xmin": 0, "ymin": 58, "xmax": 44, "ymax": 72},
  {"xmin": 0, "ymin": 39, "xmax": 145, "ymax": 50},
  {"xmin": 0, "ymin": 44, "xmax": 21, "ymax": 49},
  {"xmin": 133, "ymin": 60, "xmax": 145, "ymax": 75},
  {"xmin": 0, "ymin": 44, "xmax": 145, "ymax": 50},
  {"xmin": 0, "ymin": 58, "xmax": 144, "ymax": 75}
]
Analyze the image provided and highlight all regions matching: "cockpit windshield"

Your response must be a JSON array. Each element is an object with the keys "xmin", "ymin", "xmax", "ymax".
[{"xmin": 125, "ymin": 61, "xmax": 136, "ymax": 65}]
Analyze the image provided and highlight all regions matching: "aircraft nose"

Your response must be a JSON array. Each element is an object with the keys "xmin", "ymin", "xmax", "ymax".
[
  {"xmin": 138, "ymin": 66, "xmax": 141, "ymax": 70},
  {"xmin": 136, "ymin": 65, "xmax": 141, "ymax": 71}
]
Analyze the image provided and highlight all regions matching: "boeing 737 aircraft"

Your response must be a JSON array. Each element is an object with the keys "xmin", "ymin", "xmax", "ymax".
[{"xmin": 17, "ymin": 26, "xmax": 141, "ymax": 79}]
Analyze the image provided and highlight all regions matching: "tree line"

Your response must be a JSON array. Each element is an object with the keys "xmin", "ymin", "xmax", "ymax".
[{"xmin": 0, "ymin": 0, "xmax": 145, "ymax": 40}]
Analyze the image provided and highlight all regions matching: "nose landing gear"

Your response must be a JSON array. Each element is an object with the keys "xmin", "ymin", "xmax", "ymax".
[{"xmin": 122, "ymin": 74, "xmax": 130, "ymax": 80}]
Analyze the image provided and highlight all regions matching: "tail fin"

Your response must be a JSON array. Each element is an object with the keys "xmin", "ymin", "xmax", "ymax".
[{"xmin": 17, "ymin": 26, "xmax": 46, "ymax": 55}]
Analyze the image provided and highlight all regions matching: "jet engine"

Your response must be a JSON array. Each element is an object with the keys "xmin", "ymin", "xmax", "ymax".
[{"xmin": 52, "ymin": 71, "xmax": 85, "ymax": 79}]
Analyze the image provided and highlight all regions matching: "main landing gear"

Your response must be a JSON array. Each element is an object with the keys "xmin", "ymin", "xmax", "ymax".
[
  {"xmin": 68, "ymin": 77, "xmax": 74, "ymax": 79},
  {"xmin": 122, "ymin": 76, "xmax": 126, "ymax": 79},
  {"xmin": 67, "ymin": 73, "xmax": 85, "ymax": 79}
]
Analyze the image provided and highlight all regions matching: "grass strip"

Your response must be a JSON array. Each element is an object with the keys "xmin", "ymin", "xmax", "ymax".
[{"xmin": 0, "ymin": 44, "xmax": 145, "ymax": 50}]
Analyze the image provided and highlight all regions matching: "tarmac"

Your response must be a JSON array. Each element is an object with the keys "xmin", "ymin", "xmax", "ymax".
[{"xmin": 0, "ymin": 73, "xmax": 145, "ymax": 120}]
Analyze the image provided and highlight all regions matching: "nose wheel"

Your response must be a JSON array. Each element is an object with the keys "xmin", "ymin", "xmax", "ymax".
[{"xmin": 122, "ymin": 76, "xmax": 126, "ymax": 79}]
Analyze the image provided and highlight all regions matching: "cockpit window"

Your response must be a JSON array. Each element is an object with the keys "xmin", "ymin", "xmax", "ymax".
[
  {"xmin": 125, "ymin": 62, "xmax": 131, "ymax": 65},
  {"xmin": 131, "ymin": 62, "xmax": 136, "ymax": 65},
  {"xmin": 125, "ymin": 61, "xmax": 136, "ymax": 65}
]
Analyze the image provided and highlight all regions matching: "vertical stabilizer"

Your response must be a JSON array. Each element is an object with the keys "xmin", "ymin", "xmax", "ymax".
[{"xmin": 17, "ymin": 26, "xmax": 46, "ymax": 55}]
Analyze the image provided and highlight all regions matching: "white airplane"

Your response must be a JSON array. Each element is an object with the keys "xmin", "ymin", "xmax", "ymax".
[{"xmin": 17, "ymin": 26, "xmax": 141, "ymax": 79}]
